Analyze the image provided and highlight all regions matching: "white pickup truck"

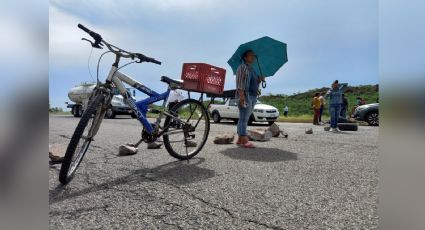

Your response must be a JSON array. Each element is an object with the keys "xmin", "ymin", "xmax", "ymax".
[{"xmin": 208, "ymin": 96, "xmax": 280, "ymax": 125}]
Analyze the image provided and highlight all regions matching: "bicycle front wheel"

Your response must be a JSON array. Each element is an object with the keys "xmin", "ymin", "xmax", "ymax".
[
  {"xmin": 163, "ymin": 99, "xmax": 210, "ymax": 160},
  {"xmin": 59, "ymin": 94, "xmax": 105, "ymax": 184}
]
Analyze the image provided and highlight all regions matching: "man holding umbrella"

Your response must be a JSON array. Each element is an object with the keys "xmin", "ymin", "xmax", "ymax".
[{"xmin": 228, "ymin": 36, "xmax": 288, "ymax": 148}]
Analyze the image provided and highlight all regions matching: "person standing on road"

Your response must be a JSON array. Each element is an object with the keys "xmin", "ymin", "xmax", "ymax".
[
  {"xmin": 283, "ymin": 105, "xmax": 289, "ymax": 117},
  {"xmin": 235, "ymin": 50, "xmax": 265, "ymax": 148},
  {"xmin": 312, "ymin": 92, "xmax": 321, "ymax": 125},
  {"xmin": 325, "ymin": 80, "xmax": 347, "ymax": 132},
  {"xmin": 340, "ymin": 94, "xmax": 348, "ymax": 118},
  {"xmin": 318, "ymin": 92, "xmax": 326, "ymax": 124}
]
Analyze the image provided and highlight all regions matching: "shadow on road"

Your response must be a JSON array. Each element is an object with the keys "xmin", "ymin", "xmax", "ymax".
[
  {"xmin": 50, "ymin": 158, "xmax": 214, "ymax": 204},
  {"xmin": 220, "ymin": 147, "xmax": 297, "ymax": 162},
  {"xmin": 138, "ymin": 158, "xmax": 215, "ymax": 185}
]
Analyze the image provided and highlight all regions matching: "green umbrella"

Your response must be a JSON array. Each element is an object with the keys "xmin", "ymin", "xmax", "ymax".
[{"xmin": 227, "ymin": 36, "xmax": 288, "ymax": 87}]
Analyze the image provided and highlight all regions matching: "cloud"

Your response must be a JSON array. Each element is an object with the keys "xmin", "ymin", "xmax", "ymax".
[
  {"xmin": 49, "ymin": 6, "xmax": 90, "ymax": 67},
  {"xmin": 49, "ymin": 0, "xmax": 378, "ymax": 109}
]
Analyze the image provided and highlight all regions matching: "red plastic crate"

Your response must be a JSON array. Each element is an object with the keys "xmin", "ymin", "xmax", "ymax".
[{"xmin": 181, "ymin": 63, "xmax": 226, "ymax": 95}]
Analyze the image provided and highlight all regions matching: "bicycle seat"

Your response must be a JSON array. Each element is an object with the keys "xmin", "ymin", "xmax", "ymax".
[{"xmin": 161, "ymin": 76, "xmax": 183, "ymax": 89}]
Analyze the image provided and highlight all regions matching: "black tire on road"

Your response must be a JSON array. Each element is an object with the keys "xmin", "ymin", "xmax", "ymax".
[
  {"xmin": 366, "ymin": 111, "xmax": 379, "ymax": 126},
  {"xmin": 212, "ymin": 112, "xmax": 221, "ymax": 123},
  {"xmin": 72, "ymin": 105, "xmax": 82, "ymax": 117},
  {"xmin": 59, "ymin": 94, "xmax": 104, "ymax": 184},
  {"xmin": 105, "ymin": 107, "xmax": 115, "ymax": 119},
  {"xmin": 337, "ymin": 123, "xmax": 358, "ymax": 131},
  {"xmin": 163, "ymin": 99, "xmax": 210, "ymax": 160}
]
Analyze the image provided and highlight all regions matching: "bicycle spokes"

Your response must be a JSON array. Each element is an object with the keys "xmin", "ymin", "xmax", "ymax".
[{"xmin": 163, "ymin": 99, "xmax": 210, "ymax": 160}]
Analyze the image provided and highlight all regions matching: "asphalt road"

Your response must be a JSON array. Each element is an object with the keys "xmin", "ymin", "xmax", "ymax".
[{"xmin": 49, "ymin": 115, "xmax": 378, "ymax": 229}]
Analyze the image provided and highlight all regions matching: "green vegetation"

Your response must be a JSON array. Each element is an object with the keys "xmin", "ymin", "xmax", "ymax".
[
  {"xmin": 147, "ymin": 84, "xmax": 379, "ymax": 123},
  {"xmin": 49, "ymin": 103, "xmax": 71, "ymax": 115},
  {"xmin": 49, "ymin": 111, "xmax": 72, "ymax": 115},
  {"xmin": 276, "ymin": 114, "xmax": 329, "ymax": 123},
  {"xmin": 259, "ymin": 84, "xmax": 379, "ymax": 117}
]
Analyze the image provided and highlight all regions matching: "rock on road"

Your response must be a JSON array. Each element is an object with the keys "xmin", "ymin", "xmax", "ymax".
[{"xmin": 49, "ymin": 115, "xmax": 378, "ymax": 229}]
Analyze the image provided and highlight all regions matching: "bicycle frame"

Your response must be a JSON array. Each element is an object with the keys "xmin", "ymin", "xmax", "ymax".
[{"xmin": 105, "ymin": 65, "xmax": 170, "ymax": 134}]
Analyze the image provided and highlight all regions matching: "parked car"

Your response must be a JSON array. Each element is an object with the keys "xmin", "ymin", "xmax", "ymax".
[
  {"xmin": 352, "ymin": 103, "xmax": 379, "ymax": 126},
  {"xmin": 209, "ymin": 98, "xmax": 279, "ymax": 125}
]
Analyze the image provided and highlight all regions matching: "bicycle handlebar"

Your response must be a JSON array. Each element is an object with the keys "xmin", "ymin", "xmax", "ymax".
[
  {"xmin": 139, "ymin": 55, "xmax": 161, "ymax": 65},
  {"xmin": 77, "ymin": 23, "xmax": 161, "ymax": 65}
]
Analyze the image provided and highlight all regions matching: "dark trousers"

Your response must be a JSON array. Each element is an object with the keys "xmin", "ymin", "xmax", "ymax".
[{"xmin": 319, "ymin": 105, "xmax": 324, "ymax": 122}]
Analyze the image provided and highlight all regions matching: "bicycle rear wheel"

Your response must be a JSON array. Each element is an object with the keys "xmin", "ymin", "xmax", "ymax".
[
  {"xmin": 163, "ymin": 99, "xmax": 210, "ymax": 160},
  {"xmin": 59, "ymin": 94, "xmax": 105, "ymax": 184}
]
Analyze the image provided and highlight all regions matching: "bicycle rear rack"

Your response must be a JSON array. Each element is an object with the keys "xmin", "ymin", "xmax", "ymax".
[{"xmin": 186, "ymin": 91, "xmax": 214, "ymax": 110}]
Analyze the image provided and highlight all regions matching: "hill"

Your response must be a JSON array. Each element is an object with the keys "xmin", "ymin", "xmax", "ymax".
[{"xmin": 259, "ymin": 84, "xmax": 379, "ymax": 116}]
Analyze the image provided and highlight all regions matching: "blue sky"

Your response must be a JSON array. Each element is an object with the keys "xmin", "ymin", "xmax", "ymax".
[{"xmin": 49, "ymin": 0, "xmax": 378, "ymax": 109}]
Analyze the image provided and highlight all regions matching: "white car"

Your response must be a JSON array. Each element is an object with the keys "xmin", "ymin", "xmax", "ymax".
[{"xmin": 209, "ymin": 98, "xmax": 279, "ymax": 125}]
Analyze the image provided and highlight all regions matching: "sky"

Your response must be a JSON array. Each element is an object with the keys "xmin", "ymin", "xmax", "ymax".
[{"xmin": 49, "ymin": 0, "xmax": 378, "ymax": 109}]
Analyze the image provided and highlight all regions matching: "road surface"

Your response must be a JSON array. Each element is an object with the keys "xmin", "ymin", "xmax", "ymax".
[{"xmin": 49, "ymin": 115, "xmax": 378, "ymax": 229}]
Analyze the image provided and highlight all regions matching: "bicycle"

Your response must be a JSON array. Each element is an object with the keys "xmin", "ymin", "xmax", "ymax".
[{"xmin": 59, "ymin": 24, "xmax": 210, "ymax": 184}]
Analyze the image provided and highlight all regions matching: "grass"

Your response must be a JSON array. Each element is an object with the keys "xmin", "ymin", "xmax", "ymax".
[
  {"xmin": 277, "ymin": 114, "xmax": 329, "ymax": 123},
  {"xmin": 49, "ymin": 111, "xmax": 71, "ymax": 115}
]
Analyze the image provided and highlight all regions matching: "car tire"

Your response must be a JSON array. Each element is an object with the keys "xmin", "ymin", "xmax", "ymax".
[
  {"xmin": 337, "ymin": 123, "xmax": 358, "ymax": 131},
  {"xmin": 72, "ymin": 105, "xmax": 83, "ymax": 117},
  {"xmin": 212, "ymin": 112, "xmax": 221, "ymax": 123},
  {"xmin": 71, "ymin": 106, "xmax": 78, "ymax": 117},
  {"xmin": 366, "ymin": 111, "xmax": 379, "ymax": 126},
  {"xmin": 78, "ymin": 106, "xmax": 83, "ymax": 117},
  {"xmin": 105, "ymin": 108, "xmax": 115, "ymax": 119}
]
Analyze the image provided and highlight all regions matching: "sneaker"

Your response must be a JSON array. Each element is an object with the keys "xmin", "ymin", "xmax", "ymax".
[
  {"xmin": 331, "ymin": 128, "xmax": 339, "ymax": 133},
  {"xmin": 336, "ymin": 128, "xmax": 341, "ymax": 132}
]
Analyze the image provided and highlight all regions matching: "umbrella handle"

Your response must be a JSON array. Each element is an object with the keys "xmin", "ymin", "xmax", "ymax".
[{"xmin": 256, "ymin": 56, "xmax": 266, "ymax": 88}]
